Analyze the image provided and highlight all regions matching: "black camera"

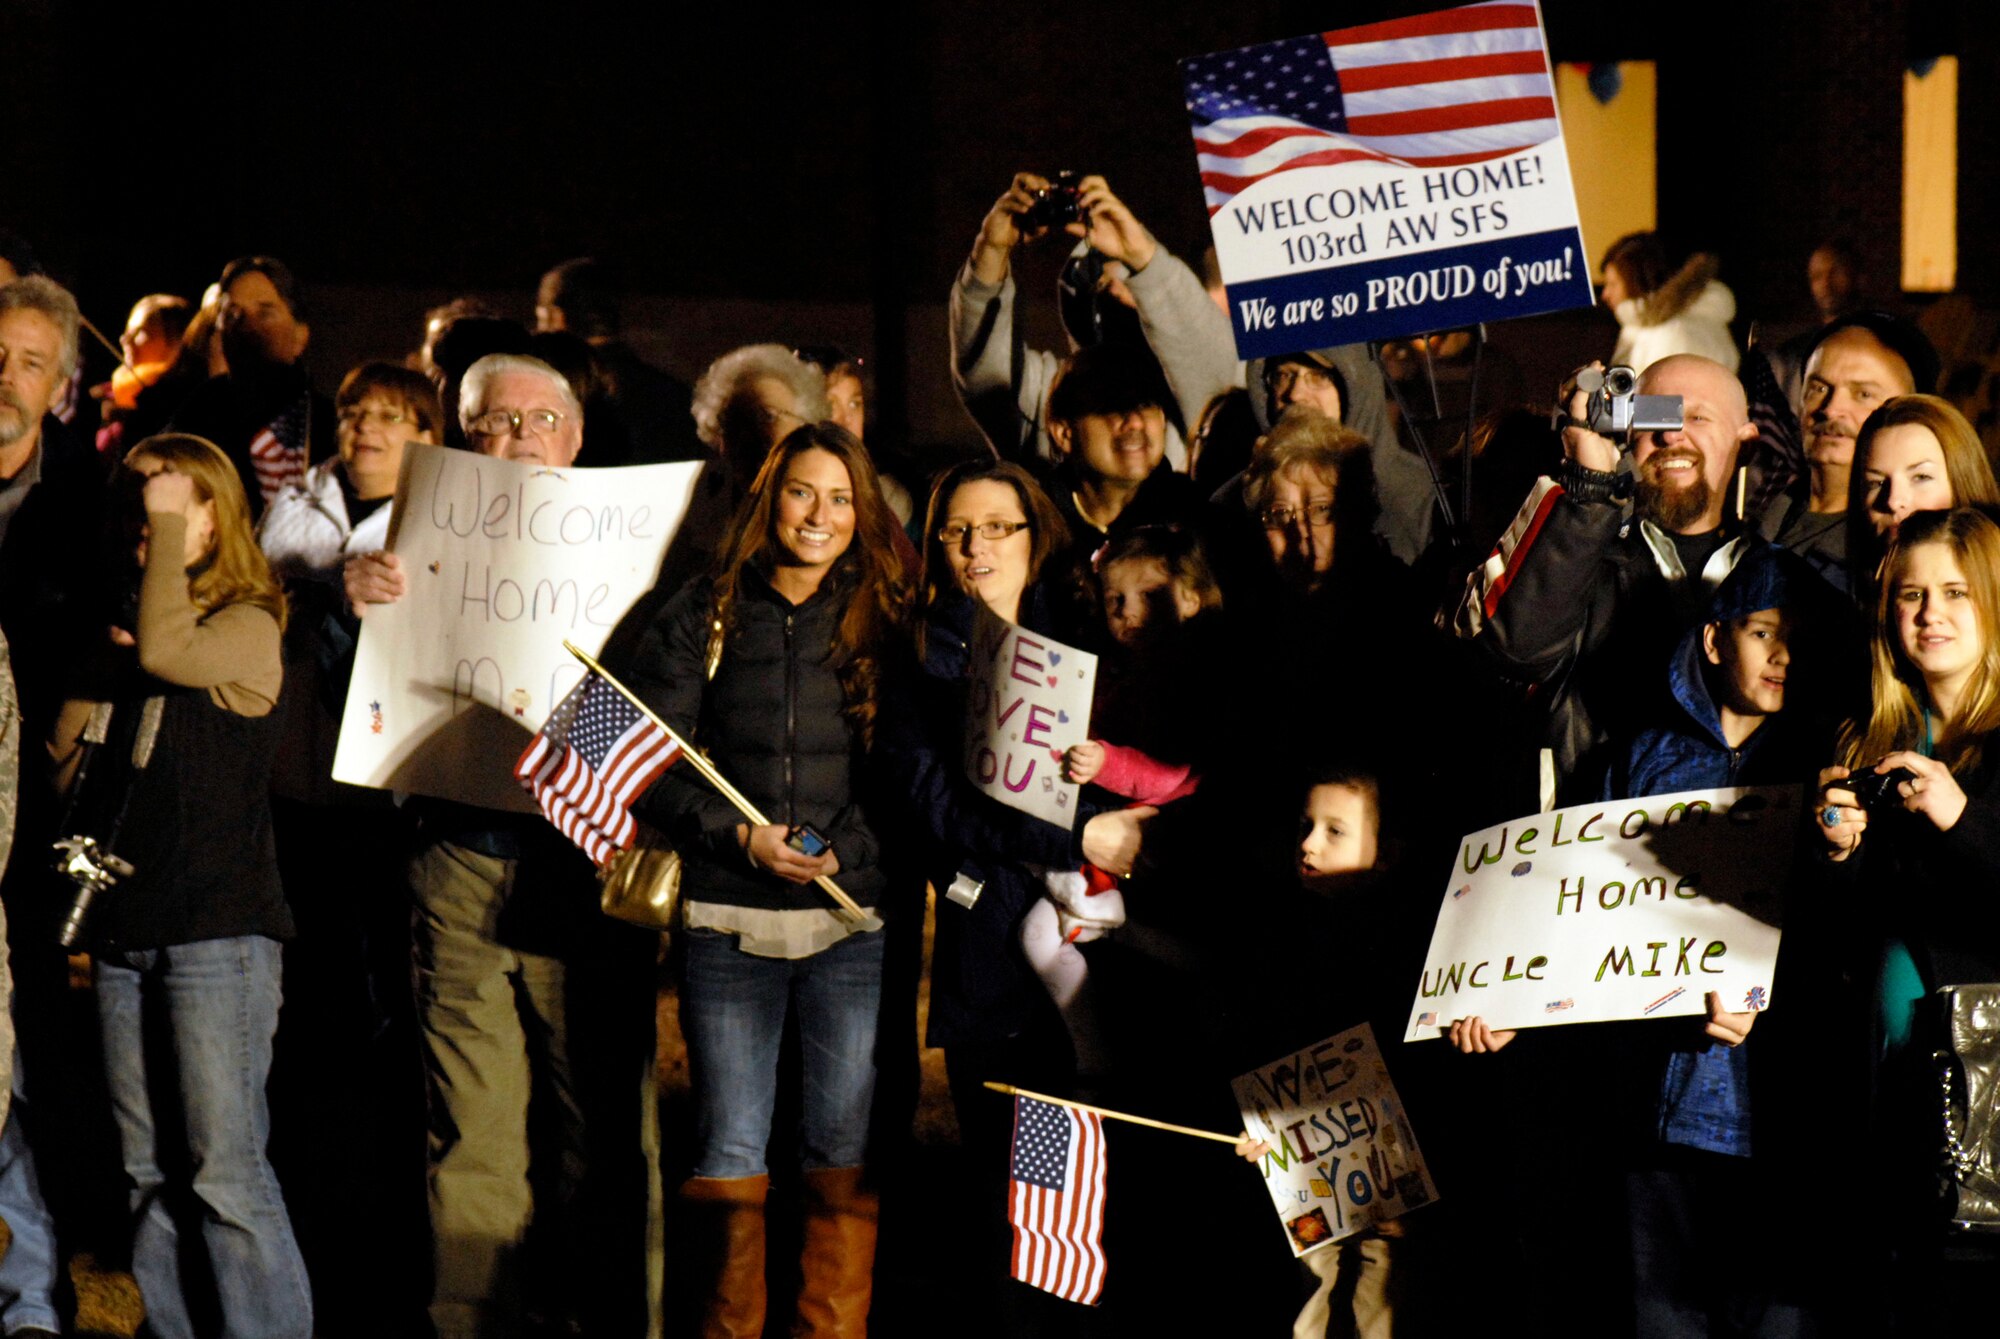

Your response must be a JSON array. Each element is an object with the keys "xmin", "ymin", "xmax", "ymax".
[
  {"xmin": 1578, "ymin": 364, "xmax": 1683, "ymax": 437},
  {"xmin": 52, "ymin": 834, "xmax": 133, "ymax": 948},
  {"xmin": 1020, "ymin": 171, "xmax": 1084, "ymax": 233},
  {"xmin": 1849, "ymin": 766, "xmax": 1919, "ymax": 813}
]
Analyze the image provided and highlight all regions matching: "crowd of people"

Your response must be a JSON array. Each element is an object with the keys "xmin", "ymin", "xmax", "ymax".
[{"xmin": 0, "ymin": 174, "xmax": 1992, "ymax": 1339}]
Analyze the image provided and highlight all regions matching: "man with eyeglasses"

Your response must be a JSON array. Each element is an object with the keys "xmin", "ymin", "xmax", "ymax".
[
  {"xmin": 344, "ymin": 352, "xmax": 659, "ymax": 1338},
  {"xmin": 170, "ymin": 256, "xmax": 335, "ymax": 518}
]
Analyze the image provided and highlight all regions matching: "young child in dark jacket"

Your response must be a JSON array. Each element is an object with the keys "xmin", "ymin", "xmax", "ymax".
[
  {"xmin": 1607, "ymin": 541, "xmax": 1825, "ymax": 799},
  {"xmin": 1574, "ymin": 542, "xmax": 1834, "ymax": 1331}
]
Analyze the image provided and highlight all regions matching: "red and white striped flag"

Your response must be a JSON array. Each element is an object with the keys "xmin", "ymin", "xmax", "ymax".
[
  {"xmin": 513, "ymin": 671, "xmax": 680, "ymax": 865},
  {"xmin": 1185, "ymin": 0, "xmax": 1559, "ymax": 214},
  {"xmin": 247, "ymin": 395, "xmax": 310, "ymax": 503},
  {"xmin": 1008, "ymin": 1096, "xmax": 1107, "ymax": 1305}
]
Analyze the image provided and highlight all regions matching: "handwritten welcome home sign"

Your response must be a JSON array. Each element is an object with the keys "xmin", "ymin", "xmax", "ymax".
[
  {"xmin": 962, "ymin": 603, "xmax": 1097, "ymax": 830},
  {"xmin": 332, "ymin": 443, "xmax": 701, "ymax": 811},
  {"xmin": 1234, "ymin": 1024, "xmax": 1437, "ymax": 1256},
  {"xmin": 1404, "ymin": 786, "xmax": 1800, "ymax": 1041}
]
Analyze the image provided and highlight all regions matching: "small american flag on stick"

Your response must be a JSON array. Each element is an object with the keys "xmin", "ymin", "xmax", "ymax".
[
  {"xmin": 514, "ymin": 671, "xmax": 680, "ymax": 865},
  {"xmin": 1008, "ymin": 1096, "xmax": 1108, "ymax": 1306},
  {"xmin": 1184, "ymin": 0, "xmax": 1559, "ymax": 215}
]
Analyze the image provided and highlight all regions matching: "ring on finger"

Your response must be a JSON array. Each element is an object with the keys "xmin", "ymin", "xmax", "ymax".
[{"xmin": 1821, "ymin": 804, "xmax": 1842, "ymax": 828}]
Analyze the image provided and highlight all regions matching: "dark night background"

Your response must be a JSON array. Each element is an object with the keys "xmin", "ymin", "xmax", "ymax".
[{"xmin": 2, "ymin": 0, "xmax": 1991, "ymax": 449}]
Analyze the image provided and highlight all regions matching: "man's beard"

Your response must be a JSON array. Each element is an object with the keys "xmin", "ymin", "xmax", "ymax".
[
  {"xmin": 1635, "ymin": 453, "xmax": 1713, "ymax": 531},
  {"xmin": 0, "ymin": 389, "xmax": 29, "ymax": 447}
]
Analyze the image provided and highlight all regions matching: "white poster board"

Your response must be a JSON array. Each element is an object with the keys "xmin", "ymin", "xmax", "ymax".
[
  {"xmin": 962, "ymin": 602, "xmax": 1097, "ymax": 830},
  {"xmin": 1180, "ymin": 0, "xmax": 1593, "ymax": 358},
  {"xmin": 332, "ymin": 443, "xmax": 701, "ymax": 811},
  {"xmin": 1233, "ymin": 1024, "xmax": 1438, "ymax": 1256},
  {"xmin": 1405, "ymin": 786, "xmax": 1800, "ymax": 1041}
]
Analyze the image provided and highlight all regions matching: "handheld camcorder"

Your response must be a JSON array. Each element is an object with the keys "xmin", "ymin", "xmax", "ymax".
[
  {"xmin": 1020, "ymin": 171, "xmax": 1084, "ymax": 232},
  {"xmin": 53, "ymin": 834, "xmax": 133, "ymax": 949},
  {"xmin": 1577, "ymin": 364, "xmax": 1684, "ymax": 438}
]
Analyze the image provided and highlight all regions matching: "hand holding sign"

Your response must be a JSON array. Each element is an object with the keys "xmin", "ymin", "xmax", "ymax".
[
  {"xmin": 962, "ymin": 602, "xmax": 1097, "ymax": 829},
  {"xmin": 1406, "ymin": 786, "xmax": 1798, "ymax": 1041}
]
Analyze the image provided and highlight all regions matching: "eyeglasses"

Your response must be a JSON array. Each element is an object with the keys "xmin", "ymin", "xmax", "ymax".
[
  {"xmin": 936, "ymin": 520, "xmax": 1030, "ymax": 545},
  {"xmin": 468, "ymin": 408, "xmax": 565, "ymax": 438},
  {"xmin": 340, "ymin": 406, "xmax": 410, "ymax": 428},
  {"xmin": 1259, "ymin": 501, "xmax": 1335, "ymax": 530}
]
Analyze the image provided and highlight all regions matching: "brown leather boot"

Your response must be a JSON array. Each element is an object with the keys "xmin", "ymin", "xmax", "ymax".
[
  {"xmin": 793, "ymin": 1166, "xmax": 878, "ymax": 1338},
  {"xmin": 682, "ymin": 1174, "xmax": 769, "ymax": 1339}
]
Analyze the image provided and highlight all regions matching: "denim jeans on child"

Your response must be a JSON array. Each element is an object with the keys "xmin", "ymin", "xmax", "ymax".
[
  {"xmin": 96, "ymin": 934, "xmax": 313, "ymax": 1339},
  {"xmin": 680, "ymin": 925, "xmax": 885, "ymax": 1178}
]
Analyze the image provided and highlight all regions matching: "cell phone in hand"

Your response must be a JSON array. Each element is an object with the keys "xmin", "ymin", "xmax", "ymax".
[{"xmin": 785, "ymin": 824, "xmax": 831, "ymax": 858}]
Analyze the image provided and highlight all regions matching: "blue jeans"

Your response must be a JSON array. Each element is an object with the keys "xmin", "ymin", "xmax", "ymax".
[
  {"xmin": 0, "ymin": 1049, "xmax": 62, "ymax": 1333},
  {"xmin": 97, "ymin": 936, "xmax": 313, "ymax": 1339},
  {"xmin": 680, "ymin": 927, "xmax": 885, "ymax": 1179}
]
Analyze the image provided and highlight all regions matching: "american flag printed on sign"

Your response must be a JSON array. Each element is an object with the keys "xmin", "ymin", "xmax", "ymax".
[
  {"xmin": 513, "ymin": 671, "xmax": 680, "ymax": 865},
  {"xmin": 1184, "ymin": 0, "xmax": 1559, "ymax": 214},
  {"xmin": 247, "ymin": 394, "xmax": 311, "ymax": 503},
  {"xmin": 1007, "ymin": 1096, "xmax": 1107, "ymax": 1305}
]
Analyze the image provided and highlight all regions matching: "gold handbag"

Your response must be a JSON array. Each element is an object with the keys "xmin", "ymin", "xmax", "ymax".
[
  {"xmin": 595, "ymin": 610, "xmax": 725, "ymax": 931},
  {"xmin": 598, "ymin": 825, "xmax": 684, "ymax": 929}
]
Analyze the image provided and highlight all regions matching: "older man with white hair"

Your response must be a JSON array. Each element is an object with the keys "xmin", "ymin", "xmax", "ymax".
[
  {"xmin": 0, "ymin": 274, "xmax": 102, "ymax": 1339},
  {"xmin": 345, "ymin": 353, "xmax": 658, "ymax": 1339}
]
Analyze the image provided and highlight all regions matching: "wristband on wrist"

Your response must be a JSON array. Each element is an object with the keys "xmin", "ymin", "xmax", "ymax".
[{"xmin": 1554, "ymin": 457, "xmax": 1630, "ymax": 506}]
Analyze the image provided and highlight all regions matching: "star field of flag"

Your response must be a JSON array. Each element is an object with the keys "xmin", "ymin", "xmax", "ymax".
[
  {"xmin": 1011, "ymin": 1096, "xmax": 1073, "ymax": 1191},
  {"xmin": 1007, "ymin": 1096, "xmax": 1107, "ymax": 1305},
  {"xmin": 1182, "ymin": 1, "xmax": 1560, "ymax": 214},
  {"xmin": 514, "ymin": 670, "xmax": 680, "ymax": 865}
]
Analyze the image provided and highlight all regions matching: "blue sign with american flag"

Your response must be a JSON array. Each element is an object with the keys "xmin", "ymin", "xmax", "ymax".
[{"xmin": 1183, "ymin": 0, "xmax": 1592, "ymax": 357}]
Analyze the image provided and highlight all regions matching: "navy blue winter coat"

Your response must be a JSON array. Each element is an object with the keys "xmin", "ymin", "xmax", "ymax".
[{"xmin": 876, "ymin": 587, "xmax": 1087, "ymax": 1048}]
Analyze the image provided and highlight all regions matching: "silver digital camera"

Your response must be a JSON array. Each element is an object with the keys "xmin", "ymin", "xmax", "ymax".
[{"xmin": 52, "ymin": 835, "xmax": 133, "ymax": 948}]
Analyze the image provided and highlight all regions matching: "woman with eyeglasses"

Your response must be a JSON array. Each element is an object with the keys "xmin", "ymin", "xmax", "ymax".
[
  {"xmin": 256, "ymin": 362, "xmax": 443, "ymax": 1323},
  {"xmin": 1230, "ymin": 409, "xmax": 1441, "ymax": 771},
  {"xmin": 874, "ymin": 459, "xmax": 1155, "ymax": 1320},
  {"xmin": 260, "ymin": 362, "xmax": 441, "ymax": 580}
]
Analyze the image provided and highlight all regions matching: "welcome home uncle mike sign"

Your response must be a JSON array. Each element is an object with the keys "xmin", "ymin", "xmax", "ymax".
[{"xmin": 1183, "ymin": 1, "xmax": 1594, "ymax": 358}]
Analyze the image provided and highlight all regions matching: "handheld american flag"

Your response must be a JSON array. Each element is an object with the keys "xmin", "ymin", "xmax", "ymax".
[
  {"xmin": 513, "ymin": 671, "xmax": 680, "ymax": 865},
  {"xmin": 247, "ymin": 394, "xmax": 311, "ymax": 504},
  {"xmin": 1185, "ymin": 0, "xmax": 1559, "ymax": 216},
  {"xmin": 1007, "ymin": 1096, "xmax": 1107, "ymax": 1306}
]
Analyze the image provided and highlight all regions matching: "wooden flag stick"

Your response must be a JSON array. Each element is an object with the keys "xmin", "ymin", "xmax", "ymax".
[
  {"xmin": 562, "ymin": 640, "xmax": 880, "ymax": 930},
  {"xmin": 983, "ymin": 1082, "xmax": 1244, "ymax": 1146}
]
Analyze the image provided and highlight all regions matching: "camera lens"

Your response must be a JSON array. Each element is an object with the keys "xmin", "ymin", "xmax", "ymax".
[{"xmin": 1603, "ymin": 367, "xmax": 1637, "ymax": 396}]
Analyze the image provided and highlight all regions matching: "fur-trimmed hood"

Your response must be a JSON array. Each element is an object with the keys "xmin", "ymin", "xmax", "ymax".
[{"xmin": 1617, "ymin": 253, "xmax": 1736, "ymax": 330}]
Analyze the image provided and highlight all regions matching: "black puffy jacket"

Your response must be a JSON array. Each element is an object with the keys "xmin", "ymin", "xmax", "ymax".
[{"xmin": 621, "ymin": 560, "xmax": 885, "ymax": 911}]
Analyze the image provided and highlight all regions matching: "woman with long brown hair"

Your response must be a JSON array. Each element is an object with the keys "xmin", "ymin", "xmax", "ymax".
[
  {"xmin": 1843, "ymin": 394, "xmax": 2000, "ymax": 600},
  {"xmin": 1819, "ymin": 506, "xmax": 2000, "ymax": 1317},
  {"xmin": 52, "ymin": 433, "xmax": 310, "ymax": 1336},
  {"xmin": 620, "ymin": 420, "xmax": 905, "ymax": 1338}
]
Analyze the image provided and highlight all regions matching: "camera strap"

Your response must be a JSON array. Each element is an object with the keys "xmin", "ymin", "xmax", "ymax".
[{"xmin": 59, "ymin": 695, "xmax": 167, "ymax": 856}]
